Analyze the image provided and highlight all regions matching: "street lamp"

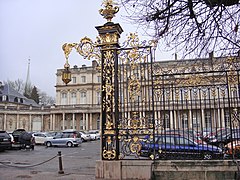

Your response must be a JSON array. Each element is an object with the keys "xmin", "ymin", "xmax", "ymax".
[
  {"xmin": 62, "ymin": 59, "xmax": 71, "ymax": 85},
  {"xmin": 61, "ymin": 42, "xmax": 78, "ymax": 85}
]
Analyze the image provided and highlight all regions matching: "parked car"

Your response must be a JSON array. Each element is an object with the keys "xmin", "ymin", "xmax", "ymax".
[
  {"xmin": 225, "ymin": 140, "xmax": 240, "ymax": 158},
  {"xmin": 161, "ymin": 129, "xmax": 205, "ymax": 144},
  {"xmin": 11, "ymin": 129, "xmax": 35, "ymax": 150},
  {"xmin": 140, "ymin": 134, "xmax": 223, "ymax": 160},
  {"xmin": 0, "ymin": 131, "xmax": 12, "ymax": 151},
  {"xmin": 32, "ymin": 132, "xmax": 54, "ymax": 145},
  {"xmin": 86, "ymin": 130, "xmax": 100, "ymax": 140},
  {"xmin": 206, "ymin": 128, "xmax": 240, "ymax": 148},
  {"xmin": 44, "ymin": 129, "xmax": 82, "ymax": 147},
  {"xmin": 79, "ymin": 131, "xmax": 91, "ymax": 142}
]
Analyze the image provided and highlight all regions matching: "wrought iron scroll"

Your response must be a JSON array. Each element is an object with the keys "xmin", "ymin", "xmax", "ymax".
[{"xmin": 117, "ymin": 33, "xmax": 156, "ymax": 159}]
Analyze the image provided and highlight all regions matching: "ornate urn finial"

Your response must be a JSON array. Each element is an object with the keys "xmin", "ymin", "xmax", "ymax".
[{"xmin": 99, "ymin": 0, "xmax": 119, "ymax": 22}]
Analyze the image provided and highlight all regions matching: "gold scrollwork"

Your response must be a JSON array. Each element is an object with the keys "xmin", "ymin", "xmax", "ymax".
[
  {"xmin": 103, "ymin": 149, "xmax": 116, "ymax": 160},
  {"xmin": 99, "ymin": 0, "xmax": 119, "ymax": 22}
]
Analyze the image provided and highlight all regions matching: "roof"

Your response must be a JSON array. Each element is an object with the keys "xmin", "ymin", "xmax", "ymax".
[{"xmin": 0, "ymin": 83, "xmax": 40, "ymax": 107}]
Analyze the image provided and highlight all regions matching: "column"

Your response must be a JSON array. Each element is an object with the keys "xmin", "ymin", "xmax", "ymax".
[
  {"xmin": 72, "ymin": 113, "xmax": 75, "ymax": 129},
  {"xmin": 41, "ymin": 114, "xmax": 44, "ymax": 131},
  {"xmin": 90, "ymin": 113, "xmax": 93, "ymax": 130},
  {"xmin": 188, "ymin": 110, "xmax": 192, "ymax": 129},
  {"xmin": 83, "ymin": 113, "xmax": 86, "ymax": 130},
  {"xmin": 50, "ymin": 114, "xmax": 53, "ymax": 130},
  {"xmin": 62, "ymin": 113, "xmax": 65, "ymax": 130},
  {"xmin": 201, "ymin": 109, "xmax": 205, "ymax": 128},
  {"xmin": 53, "ymin": 114, "xmax": 56, "ymax": 131},
  {"xmin": 170, "ymin": 110, "xmax": 173, "ymax": 129},
  {"xmin": 29, "ymin": 114, "xmax": 32, "ymax": 132},
  {"xmin": 86, "ymin": 113, "xmax": 89, "ymax": 130},
  {"xmin": 221, "ymin": 108, "xmax": 225, "ymax": 127},
  {"xmin": 173, "ymin": 110, "xmax": 177, "ymax": 128},
  {"xmin": 217, "ymin": 108, "xmax": 221, "ymax": 128},
  {"xmin": 17, "ymin": 114, "xmax": 19, "ymax": 129},
  {"xmin": 4, "ymin": 114, "xmax": 7, "ymax": 130}
]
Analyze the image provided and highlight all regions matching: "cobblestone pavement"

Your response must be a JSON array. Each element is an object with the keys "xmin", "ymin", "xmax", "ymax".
[{"xmin": 0, "ymin": 140, "xmax": 100, "ymax": 180}]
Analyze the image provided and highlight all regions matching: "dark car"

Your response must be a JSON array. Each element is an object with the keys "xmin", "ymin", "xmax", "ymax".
[
  {"xmin": 12, "ymin": 129, "xmax": 35, "ymax": 150},
  {"xmin": 140, "ymin": 134, "xmax": 223, "ymax": 160},
  {"xmin": 206, "ymin": 128, "xmax": 240, "ymax": 148},
  {"xmin": 0, "ymin": 131, "xmax": 12, "ymax": 151}
]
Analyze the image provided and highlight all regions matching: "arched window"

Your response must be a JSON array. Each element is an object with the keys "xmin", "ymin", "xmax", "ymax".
[
  {"xmin": 80, "ymin": 92, "xmax": 87, "ymax": 104},
  {"xmin": 61, "ymin": 92, "xmax": 67, "ymax": 105},
  {"xmin": 71, "ymin": 92, "xmax": 77, "ymax": 104}
]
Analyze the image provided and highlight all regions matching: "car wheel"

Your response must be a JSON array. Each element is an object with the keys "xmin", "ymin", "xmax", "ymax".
[
  {"xmin": 203, "ymin": 152, "xmax": 213, "ymax": 160},
  {"xmin": 46, "ymin": 141, "xmax": 52, "ymax": 147},
  {"xmin": 67, "ymin": 142, "xmax": 73, "ymax": 147}
]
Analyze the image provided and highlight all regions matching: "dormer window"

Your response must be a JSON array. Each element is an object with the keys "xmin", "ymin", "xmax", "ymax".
[{"xmin": 2, "ymin": 95, "xmax": 7, "ymax": 101}]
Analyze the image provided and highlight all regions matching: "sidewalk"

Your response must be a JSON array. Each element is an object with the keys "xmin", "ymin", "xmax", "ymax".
[{"xmin": 0, "ymin": 169, "xmax": 95, "ymax": 180}]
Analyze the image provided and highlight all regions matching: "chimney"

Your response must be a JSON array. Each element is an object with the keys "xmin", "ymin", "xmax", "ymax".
[{"xmin": 209, "ymin": 51, "xmax": 214, "ymax": 60}]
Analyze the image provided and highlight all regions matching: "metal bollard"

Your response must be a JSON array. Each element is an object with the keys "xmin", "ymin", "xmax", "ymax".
[{"xmin": 58, "ymin": 151, "xmax": 64, "ymax": 174}]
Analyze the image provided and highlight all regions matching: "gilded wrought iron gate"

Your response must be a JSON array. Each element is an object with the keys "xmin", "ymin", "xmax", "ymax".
[
  {"xmin": 151, "ymin": 57, "xmax": 240, "ymax": 160},
  {"xmin": 101, "ymin": 33, "xmax": 156, "ymax": 160}
]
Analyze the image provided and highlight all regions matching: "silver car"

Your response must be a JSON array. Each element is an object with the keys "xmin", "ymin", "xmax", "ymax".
[{"xmin": 44, "ymin": 130, "xmax": 82, "ymax": 147}]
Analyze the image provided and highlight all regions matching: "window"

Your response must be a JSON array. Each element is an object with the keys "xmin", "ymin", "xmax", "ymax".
[
  {"xmin": 81, "ymin": 76, "xmax": 86, "ymax": 83},
  {"xmin": 181, "ymin": 113, "xmax": 188, "ymax": 129},
  {"xmin": 97, "ymin": 76, "xmax": 101, "ymax": 83},
  {"xmin": 205, "ymin": 111, "xmax": 212, "ymax": 128},
  {"xmin": 80, "ymin": 92, "xmax": 87, "ymax": 104},
  {"xmin": 61, "ymin": 93, "xmax": 67, "ymax": 105},
  {"xmin": 97, "ymin": 117, "xmax": 100, "ymax": 130},
  {"xmin": 2, "ymin": 95, "xmax": 7, "ymax": 101},
  {"xmin": 71, "ymin": 92, "xmax": 77, "ymax": 104},
  {"xmin": 72, "ymin": 77, "xmax": 76, "ymax": 83},
  {"xmin": 97, "ymin": 92, "xmax": 101, "ymax": 104}
]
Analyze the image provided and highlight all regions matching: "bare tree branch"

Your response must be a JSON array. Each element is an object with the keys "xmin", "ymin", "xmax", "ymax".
[{"xmin": 118, "ymin": 0, "xmax": 240, "ymax": 58}]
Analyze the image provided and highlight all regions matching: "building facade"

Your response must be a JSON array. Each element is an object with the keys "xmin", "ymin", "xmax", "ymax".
[{"xmin": 0, "ymin": 56, "xmax": 239, "ymax": 133}]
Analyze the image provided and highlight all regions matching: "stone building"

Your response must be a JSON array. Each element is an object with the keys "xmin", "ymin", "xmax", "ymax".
[
  {"xmin": 0, "ymin": 60, "xmax": 101, "ymax": 132},
  {"xmin": 0, "ymin": 56, "xmax": 239, "ymax": 133}
]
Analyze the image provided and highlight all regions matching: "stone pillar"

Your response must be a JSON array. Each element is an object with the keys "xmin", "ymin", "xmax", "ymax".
[
  {"xmin": 170, "ymin": 110, "xmax": 173, "ymax": 129},
  {"xmin": 86, "ymin": 113, "xmax": 89, "ymax": 130},
  {"xmin": 50, "ymin": 114, "xmax": 53, "ymax": 130},
  {"xmin": 217, "ymin": 108, "xmax": 221, "ymax": 128},
  {"xmin": 29, "ymin": 114, "xmax": 32, "ymax": 131},
  {"xmin": 221, "ymin": 108, "xmax": 225, "ymax": 127},
  {"xmin": 201, "ymin": 109, "xmax": 205, "ymax": 128},
  {"xmin": 188, "ymin": 110, "xmax": 192, "ymax": 128},
  {"xmin": 53, "ymin": 114, "xmax": 56, "ymax": 131},
  {"xmin": 62, "ymin": 113, "xmax": 65, "ymax": 130},
  {"xmin": 72, "ymin": 113, "xmax": 75, "ymax": 129},
  {"xmin": 41, "ymin": 114, "xmax": 44, "ymax": 131},
  {"xmin": 17, "ymin": 114, "xmax": 19, "ymax": 129},
  {"xmin": 90, "ymin": 113, "xmax": 93, "ymax": 130},
  {"xmin": 4, "ymin": 114, "xmax": 7, "ymax": 130},
  {"xmin": 83, "ymin": 113, "xmax": 86, "ymax": 130}
]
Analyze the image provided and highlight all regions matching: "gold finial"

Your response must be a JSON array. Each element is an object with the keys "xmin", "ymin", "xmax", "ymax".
[{"xmin": 99, "ymin": 0, "xmax": 119, "ymax": 22}]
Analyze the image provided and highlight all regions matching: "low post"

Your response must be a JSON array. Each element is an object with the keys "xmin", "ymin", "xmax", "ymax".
[{"xmin": 58, "ymin": 151, "xmax": 64, "ymax": 174}]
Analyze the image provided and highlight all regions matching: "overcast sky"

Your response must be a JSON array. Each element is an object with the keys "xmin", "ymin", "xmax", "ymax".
[{"xmin": 0, "ymin": 0, "xmax": 174, "ymax": 98}]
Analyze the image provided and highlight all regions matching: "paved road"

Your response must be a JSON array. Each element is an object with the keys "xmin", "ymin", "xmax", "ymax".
[{"xmin": 0, "ymin": 140, "xmax": 100, "ymax": 180}]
